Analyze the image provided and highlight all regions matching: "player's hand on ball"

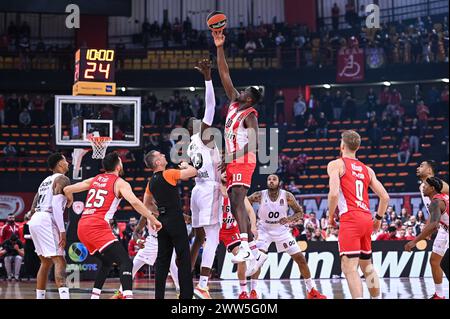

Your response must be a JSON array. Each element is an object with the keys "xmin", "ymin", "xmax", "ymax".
[
  {"xmin": 59, "ymin": 232, "xmax": 67, "ymax": 249},
  {"xmin": 212, "ymin": 30, "xmax": 225, "ymax": 47},
  {"xmin": 404, "ymin": 241, "xmax": 415, "ymax": 252}
]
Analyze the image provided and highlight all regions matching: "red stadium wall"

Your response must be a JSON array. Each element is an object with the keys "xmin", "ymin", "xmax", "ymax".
[
  {"xmin": 76, "ymin": 15, "xmax": 108, "ymax": 49},
  {"xmin": 284, "ymin": 0, "xmax": 317, "ymax": 31}
]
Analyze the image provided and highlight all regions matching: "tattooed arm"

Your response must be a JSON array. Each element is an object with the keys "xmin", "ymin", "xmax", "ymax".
[
  {"xmin": 281, "ymin": 192, "xmax": 304, "ymax": 225},
  {"xmin": 247, "ymin": 191, "xmax": 262, "ymax": 205}
]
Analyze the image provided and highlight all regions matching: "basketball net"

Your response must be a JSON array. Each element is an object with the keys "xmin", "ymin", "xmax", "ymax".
[{"xmin": 87, "ymin": 135, "xmax": 112, "ymax": 159}]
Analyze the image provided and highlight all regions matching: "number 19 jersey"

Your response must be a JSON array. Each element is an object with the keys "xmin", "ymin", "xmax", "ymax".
[{"xmin": 338, "ymin": 157, "xmax": 371, "ymax": 216}]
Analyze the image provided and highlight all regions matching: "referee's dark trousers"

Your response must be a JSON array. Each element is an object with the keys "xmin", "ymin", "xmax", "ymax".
[
  {"xmin": 155, "ymin": 211, "xmax": 193, "ymax": 299},
  {"xmin": 149, "ymin": 169, "xmax": 193, "ymax": 299}
]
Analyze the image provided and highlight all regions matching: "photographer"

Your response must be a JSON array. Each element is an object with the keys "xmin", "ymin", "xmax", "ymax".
[{"xmin": 0, "ymin": 234, "xmax": 24, "ymax": 281}]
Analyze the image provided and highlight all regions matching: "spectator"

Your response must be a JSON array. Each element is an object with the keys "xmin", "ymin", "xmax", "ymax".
[
  {"xmin": 0, "ymin": 213, "xmax": 20, "ymax": 243},
  {"xmin": 320, "ymin": 211, "xmax": 329, "ymax": 230},
  {"xmin": 376, "ymin": 226, "xmax": 398, "ymax": 240},
  {"xmin": 416, "ymin": 100, "xmax": 430, "ymax": 137},
  {"xmin": 342, "ymin": 94, "xmax": 356, "ymax": 120},
  {"xmin": 331, "ymin": 3, "xmax": 340, "ymax": 31},
  {"xmin": 297, "ymin": 153, "xmax": 308, "ymax": 175},
  {"xmin": 404, "ymin": 226, "xmax": 416, "ymax": 240},
  {"xmin": 306, "ymin": 212, "xmax": 320, "ymax": 229},
  {"xmin": 372, "ymin": 221, "xmax": 389, "ymax": 240},
  {"xmin": 244, "ymin": 39, "xmax": 257, "ymax": 69},
  {"xmin": 128, "ymin": 232, "xmax": 144, "ymax": 259},
  {"xmin": 307, "ymin": 94, "xmax": 319, "ymax": 117},
  {"xmin": 19, "ymin": 107, "xmax": 31, "ymax": 128},
  {"xmin": 366, "ymin": 88, "xmax": 377, "ymax": 113},
  {"xmin": 275, "ymin": 32, "xmax": 286, "ymax": 47},
  {"xmin": 416, "ymin": 210, "xmax": 427, "ymax": 223},
  {"xmin": 397, "ymin": 227, "xmax": 406, "ymax": 240},
  {"xmin": 304, "ymin": 114, "xmax": 317, "ymax": 136},
  {"xmin": 409, "ymin": 118, "xmax": 420, "ymax": 154},
  {"xmin": 400, "ymin": 207, "xmax": 410, "ymax": 223},
  {"xmin": 397, "ymin": 136, "xmax": 411, "ymax": 164},
  {"xmin": 315, "ymin": 112, "xmax": 328, "ymax": 138},
  {"xmin": 113, "ymin": 125, "xmax": 125, "ymax": 140},
  {"xmin": 321, "ymin": 90, "xmax": 334, "ymax": 120},
  {"xmin": 326, "ymin": 227, "xmax": 339, "ymax": 241},
  {"xmin": 287, "ymin": 180, "xmax": 300, "ymax": 195},
  {"xmin": 274, "ymin": 90, "xmax": 286, "ymax": 125},
  {"xmin": 0, "ymin": 234, "xmax": 24, "ymax": 281},
  {"xmin": 311, "ymin": 228, "xmax": 325, "ymax": 241},
  {"xmin": 0, "ymin": 94, "xmax": 5, "ymax": 125},
  {"xmin": 378, "ymin": 86, "xmax": 391, "ymax": 111},
  {"xmin": 368, "ymin": 122, "xmax": 382, "ymax": 153},
  {"xmin": 293, "ymin": 95, "xmax": 307, "ymax": 129},
  {"xmin": 332, "ymin": 90, "xmax": 343, "ymax": 120}
]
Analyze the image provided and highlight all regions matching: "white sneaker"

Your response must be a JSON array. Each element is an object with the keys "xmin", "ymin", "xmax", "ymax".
[
  {"xmin": 245, "ymin": 251, "xmax": 268, "ymax": 277},
  {"xmin": 245, "ymin": 257, "xmax": 257, "ymax": 277},
  {"xmin": 231, "ymin": 246, "xmax": 254, "ymax": 264}
]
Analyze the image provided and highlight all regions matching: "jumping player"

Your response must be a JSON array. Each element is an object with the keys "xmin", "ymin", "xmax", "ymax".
[
  {"xmin": 212, "ymin": 29, "xmax": 263, "ymax": 263},
  {"xmin": 416, "ymin": 161, "xmax": 449, "ymax": 299},
  {"xmin": 247, "ymin": 174, "xmax": 327, "ymax": 299},
  {"xmin": 405, "ymin": 177, "xmax": 448, "ymax": 298},
  {"xmin": 28, "ymin": 152, "xmax": 72, "ymax": 299},
  {"xmin": 219, "ymin": 173, "xmax": 258, "ymax": 299},
  {"xmin": 63, "ymin": 152, "xmax": 162, "ymax": 299},
  {"xmin": 327, "ymin": 130, "xmax": 389, "ymax": 299},
  {"xmin": 186, "ymin": 59, "xmax": 222, "ymax": 299}
]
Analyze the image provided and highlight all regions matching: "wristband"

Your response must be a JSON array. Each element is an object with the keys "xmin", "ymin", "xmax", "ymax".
[{"xmin": 375, "ymin": 214, "xmax": 383, "ymax": 220}]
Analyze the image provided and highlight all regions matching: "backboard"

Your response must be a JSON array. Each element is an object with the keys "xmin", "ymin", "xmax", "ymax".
[{"xmin": 54, "ymin": 95, "xmax": 141, "ymax": 148}]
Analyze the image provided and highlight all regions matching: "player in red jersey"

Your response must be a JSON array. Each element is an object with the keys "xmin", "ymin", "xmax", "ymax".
[
  {"xmin": 64, "ymin": 152, "xmax": 161, "ymax": 299},
  {"xmin": 212, "ymin": 30, "xmax": 263, "ymax": 263},
  {"xmin": 327, "ymin": 130, "xmax": 390, "ymax": 299},
  {"xmin": 218, "ymin": 173, "xmax": 258, "ymax": 299},
  {"xmin": 405, "ymin": 176, "xmax": 449, "ymax": 299}
]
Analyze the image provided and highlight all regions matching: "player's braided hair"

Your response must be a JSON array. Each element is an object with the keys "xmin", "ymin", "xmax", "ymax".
[{"xmin": 426, "ymin": 176, "xmax": 444, "ymax": 193}]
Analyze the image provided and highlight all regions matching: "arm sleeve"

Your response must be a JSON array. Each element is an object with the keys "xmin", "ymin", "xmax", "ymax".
[
  {"xmin": 163, "ymin": 169, "xmax": 181, "ymax": 186},
  {"xmin": 52, "ymin": 194, "xmax": 67, "ymax": 232},
  {"xmin": 202, "ymin": 80, "xmax": 216, "ymax": 126}
]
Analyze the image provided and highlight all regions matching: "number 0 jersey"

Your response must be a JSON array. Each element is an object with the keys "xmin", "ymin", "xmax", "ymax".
[
  {"xmin": 81, "ymin": 173, "xmax": 122, "ymax": 221},
  {"xmin": 258, "ymin": 189, "xmax": 289, "ymax": 226},
  {"xmin": 338, "ymin": 157, "xmax": 371, "ymax": 216},
  {"xmin": 35, "ymin": 173, "xmax": 64, "ymax": 213}
]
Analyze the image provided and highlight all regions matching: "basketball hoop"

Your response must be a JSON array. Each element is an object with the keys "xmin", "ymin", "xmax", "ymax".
[{"xmin": 88, "ymin": 135, "xmax": 112, "ymax": 159}]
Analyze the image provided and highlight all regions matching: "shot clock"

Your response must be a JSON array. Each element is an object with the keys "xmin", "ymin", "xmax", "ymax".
[{"xmin": 72, "ymin": 48, "xmax": 117, "ymax": 96}]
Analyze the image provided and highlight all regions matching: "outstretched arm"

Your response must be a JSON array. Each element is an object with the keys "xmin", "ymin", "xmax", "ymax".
[
  {"xmin": 405, "ymin": 199, "xmax": 443, "ymax": 251},
  {"xmin": 63, "ymin": 177, "xmax": 94, "ymax": 195},
  {"xmin": 281, "ymin": 192, "xmax": 304, "ymax": 225},
  {"xmin": 117, "ymin": 179, "xmax": 162, "ymax": 232},
  {"xmin": 212, "ymin": 30, "xmax": 239, "ymax": 101}
]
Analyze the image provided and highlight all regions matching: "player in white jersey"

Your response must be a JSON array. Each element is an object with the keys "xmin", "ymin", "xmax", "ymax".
[
  {"xmin": 416, "ymin": 161, "xmax": 449, "ymax": 299},
  {"xmin": 27, "ymin": 153, "xmax": 72, "ymax": 299},
  {"xmin": 185, "ymin": 59, "xmax": 222, "ymax": 299},
  {"xmin": 247, "ymin": 174, "xmax": 327, "ymax": 299},
  {"xmin": 405, "ymin": 176, "xmax": 449, "ymax": 298}
]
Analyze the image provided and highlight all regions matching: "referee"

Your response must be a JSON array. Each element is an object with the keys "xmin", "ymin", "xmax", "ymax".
[{"xmin": 144, "ymin": 150, "xmax": 197, "ymax": 299}]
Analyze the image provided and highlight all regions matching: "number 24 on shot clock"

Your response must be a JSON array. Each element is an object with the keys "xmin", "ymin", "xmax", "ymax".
[{"xmin": 73, "ymin": 48, "xmax": 116, "ymax": 96}]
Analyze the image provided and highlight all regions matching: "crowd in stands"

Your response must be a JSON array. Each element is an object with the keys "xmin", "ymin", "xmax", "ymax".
[{"xmin": 1, "ymin": 10, "xmax": 448, "ymax": 70}]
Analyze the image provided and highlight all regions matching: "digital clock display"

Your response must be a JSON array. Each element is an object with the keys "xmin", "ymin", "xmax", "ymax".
[{"xmin": 74, "ymin": 48, "xmax": 116, "ymax": 83}]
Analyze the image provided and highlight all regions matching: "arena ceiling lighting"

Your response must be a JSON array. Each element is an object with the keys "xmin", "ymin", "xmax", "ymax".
[
  {"xmin": 120, "ymin": 87, "xmax": 126, "ymax": 92},
  {"xmin": 189, "ymin": 87, "xmax": 196, "ymax": 92},
  {"xmin": 323, "ymin": 84, "xmax": 331, "ymax": 89},
  {"xmin": 442, "ymin": 78, "xmax": 449, "ymax": 83},
  {"xmin": 383, "ymin": 81, "xmax": 391, "ymax": 86}
]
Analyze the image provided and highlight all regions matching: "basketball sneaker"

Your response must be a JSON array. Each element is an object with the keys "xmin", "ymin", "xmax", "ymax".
[
  {"xmin": 231, "ymin": 245, "xmax": 254, "ymax": 264},
  {"xmin": 249, "ymin": 290, "xmax": 259, "ymax": 299},
  {"xmin": 430, "ymin": 293, "xmax": 445, "ymax": 299},
  {"xmin": 307, "ymin": 288, "xmax": 327, "ymax": 299},
  {"xmin": 246, "ymin": 251, "xmax": 268, "ymax": 277},
  {"xmin": 194, "ymin": 285, "xmax": 212, "ymax": 299},
  {"xmin": 238, "ymin": 291, "xmax": 249, "ymax": 299}
]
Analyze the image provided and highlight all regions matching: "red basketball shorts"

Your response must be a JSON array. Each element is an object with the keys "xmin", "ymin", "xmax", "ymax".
[
  {"xmin": 338, "ymin": 210, "xmax": 373, "ymax": 258},
  {"xmin": 226, "ymin": 153, "xmax": 256, "ymax": 191},
  {"xmin": 219, "ymin": 225, "xmax": 241, "ymax": 252},
  {"xmin": 77, "ymin": 217, "xmax": 118, "ymax": 255}
]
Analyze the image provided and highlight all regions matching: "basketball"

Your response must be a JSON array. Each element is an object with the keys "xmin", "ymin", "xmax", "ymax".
[{"xmin": 207, "ymin": 11, "xmax": 227, "ymax": 31}]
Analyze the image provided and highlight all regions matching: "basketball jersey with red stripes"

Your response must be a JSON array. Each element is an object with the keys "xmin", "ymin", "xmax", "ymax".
[
  {"xmin": 221, "ymin": 197, "xmax": 237, "ymax": 230},
  {"xmin": 81, "ymin": 173, "xmax": 122, "ymax": 221},
  {"xmin": 338, "ymin": 157, "xmax": 371, "ymax": 216},
  {"xmin": 433, "ymin": 193, "xmax": 449, "ymax": 228},
  {"xmin": 224, "ymin": 102, "xmax": 258, "ymax": 154}
]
